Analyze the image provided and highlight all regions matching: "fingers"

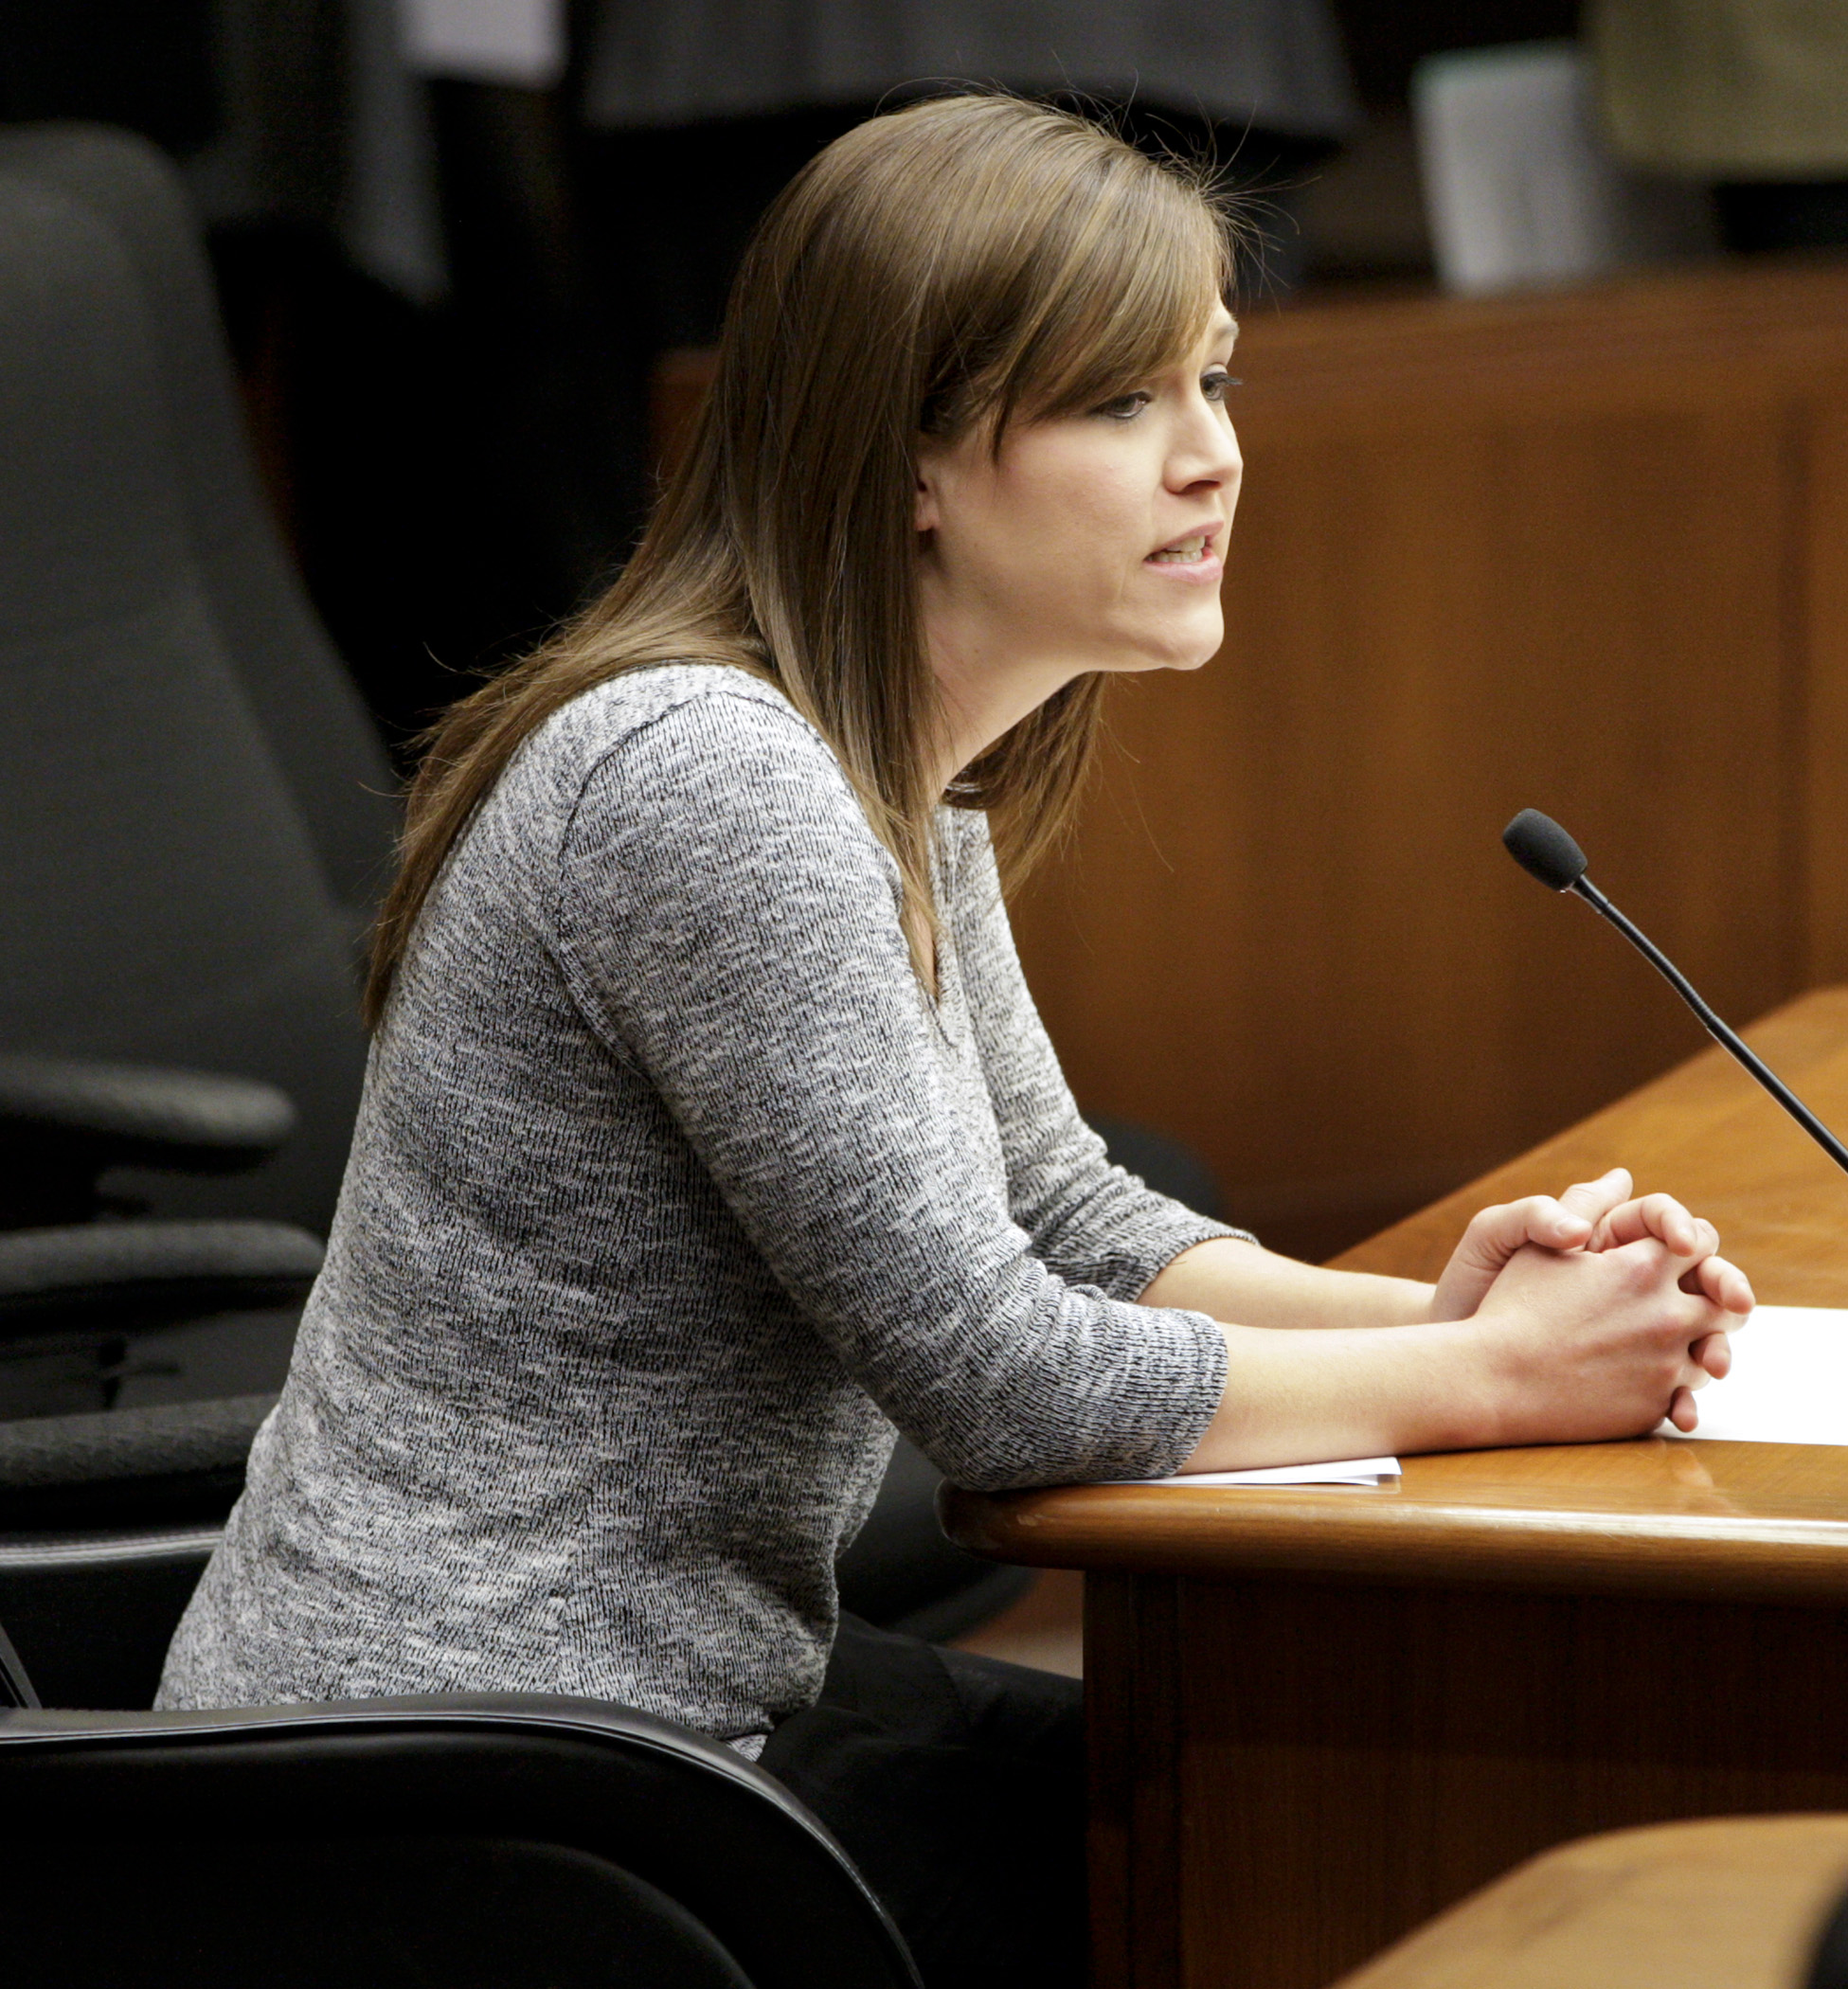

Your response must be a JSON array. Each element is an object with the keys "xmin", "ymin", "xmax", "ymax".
[
  {"xmin": 1691, "ymin": 1330, "xmax": 1731, "ymax": 1381},
  {"xmin": 1682, "ymin": 1257, "xmax": 1749, "ymax": 1389},
  {"xmin": 1490, "ymin": 1195, "xmax": 1594, "ymax": 1252},
  {"xmin": 1597, "ymin": 1212, "xmax": 1749, "ymax": 1449},
  {"xmin": 1669, "ymin": 1263, "xmax": 1732, "ymax": 1412},
  {"xmin": 1682, "ymin": 1252, "xmax": 1754, "ymax": 1316},
  {"xmin": 1470, "ymin": 1231, "xmax": 1735, "ymax": 1447},
  {"xmin": 1429, "ymin": 1191, "xmax": 1605, "ymax": 1320},
  {"xmin": 1590, "ymin": 1192, "xmax": 1715, "ymax": 1259},
  {"xmin": 1670, "ymin": 1317, "xmax": 1735, "ymax": 1431},
  {"xmin": 1605, "ymin": 1235, "xmax": 1731, "ymax": 1372}
]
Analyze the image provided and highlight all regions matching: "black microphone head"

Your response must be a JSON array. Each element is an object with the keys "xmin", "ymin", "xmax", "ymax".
[{"xmin": 1502, "ymin": 809, "xmax": 1588, "ymax": 891}]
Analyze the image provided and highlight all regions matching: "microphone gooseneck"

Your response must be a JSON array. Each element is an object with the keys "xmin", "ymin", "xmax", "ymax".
[{"xmin": 1502, "ymin": 809, "xmax": 1848, "ymax": 1179}]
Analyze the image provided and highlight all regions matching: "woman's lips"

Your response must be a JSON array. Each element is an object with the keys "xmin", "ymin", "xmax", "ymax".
[
  {"xmin": 1145, "ymin": 525, "xmax": 1223, "ymax": 580},
  {"xmin": 1148, "ymin": 533, "xmax": 1210, "ymax": 564}
]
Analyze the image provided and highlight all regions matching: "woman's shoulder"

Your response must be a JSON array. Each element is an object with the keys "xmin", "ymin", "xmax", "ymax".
[
  {"xmin": 538, "ymin": 660, "xmax": 826, "ymax": 773},
  {"xmin": 497, "ymin": 661, "xmax": 848, "ymax": 828},
  {"xmin": 513, "ymin": 663, "xmax": 890, "ymax": 884}
]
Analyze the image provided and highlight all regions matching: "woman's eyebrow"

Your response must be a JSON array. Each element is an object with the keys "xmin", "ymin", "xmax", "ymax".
[{"xmin": 1201, "ymin": 314, "xmax": 1238, "ymax": 356}]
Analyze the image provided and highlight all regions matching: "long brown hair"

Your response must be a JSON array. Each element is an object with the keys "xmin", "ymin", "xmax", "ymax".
[{"xmin": 364, "ymin": 93, "xmax": 1235, "ymax": 1027}]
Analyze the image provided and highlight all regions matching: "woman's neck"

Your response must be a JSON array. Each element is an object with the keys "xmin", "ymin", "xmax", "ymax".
[{"xmin": 925, "ymin": 613, "xmax": 1087, "ymax": 795}]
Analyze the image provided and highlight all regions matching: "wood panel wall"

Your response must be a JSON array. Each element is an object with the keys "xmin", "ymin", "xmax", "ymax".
[{"xmin": 653, "ymin": 261, "xmax": 1848, "ymax": 1261}]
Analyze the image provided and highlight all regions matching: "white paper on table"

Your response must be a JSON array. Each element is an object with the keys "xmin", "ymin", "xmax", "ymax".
[
  {"xmin": 1661, "ymin": 1304, "xmax": 1848, "ymax": 1444},
  {"xmin": 1112, "ymin": 1457, "xmax": 1402, "ymax": 1489}
]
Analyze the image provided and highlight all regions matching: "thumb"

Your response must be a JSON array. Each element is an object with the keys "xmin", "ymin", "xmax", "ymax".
[
  {"xmin": 1458, "ymin": 1195, "xmax": 1590, "ymax": 1272},
  {"xmin": 1555, "ymin": 1168, "xmax": 1631, "ymax": 1233}
]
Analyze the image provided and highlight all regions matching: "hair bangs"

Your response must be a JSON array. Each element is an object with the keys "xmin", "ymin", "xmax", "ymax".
[{"xmin": 983, "ymin": 156, "xmax": 1234, "ymax": 439}]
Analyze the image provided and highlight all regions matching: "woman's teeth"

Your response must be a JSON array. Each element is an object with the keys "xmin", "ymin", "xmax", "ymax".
[{"xmin": 1149, "ymin": 535, "xmax": 1209, "ymax": 564}]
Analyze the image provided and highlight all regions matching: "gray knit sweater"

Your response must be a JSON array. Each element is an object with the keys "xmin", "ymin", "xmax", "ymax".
[{"xmin": 157, "ymin": 665, "xmax": 1239, "ymax": 1750}]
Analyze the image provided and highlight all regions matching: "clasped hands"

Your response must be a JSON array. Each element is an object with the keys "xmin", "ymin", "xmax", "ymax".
[{"xmin": 1429, "ymin": 1167, "xmax": 1754, "ymax": 1437}]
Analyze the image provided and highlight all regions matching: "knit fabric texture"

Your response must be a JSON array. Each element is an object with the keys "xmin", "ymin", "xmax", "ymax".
[{"xmin": 157, "ymin": 666, "xmax": 1241, "ymax": 1749}]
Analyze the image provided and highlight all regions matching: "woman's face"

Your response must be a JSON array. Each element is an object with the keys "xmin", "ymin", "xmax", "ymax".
[{"xmin": 915, "ymin": 307, "xmax": 1243, "ymax": 714}]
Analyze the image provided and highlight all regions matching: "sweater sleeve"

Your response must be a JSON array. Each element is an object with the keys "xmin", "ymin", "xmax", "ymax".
[
  {"xmin": 547, "ymin": 688, "xmax": 1228, "ymax": 1491},
  {"xmin": 942, "ymin": 811, "xmax": 1256, "ymax": 1299}
]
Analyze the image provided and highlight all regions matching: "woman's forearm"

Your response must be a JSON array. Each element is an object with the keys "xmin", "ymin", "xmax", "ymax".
[
  {"xmin": 1172, "ymin": 1230, "xmax": 1730, "ymax": 1473},
  {"xmin": 1178, "ymin": 1317, "xmax": 1493, "ymax": 1471},
  {"xmin": 1137, "ymin": 1240, "xmax": 1473, "ymax": 1469},
  {"xmin": 1140, "ymin": 1237, "xmax": 1433, "ymax": 1333}
]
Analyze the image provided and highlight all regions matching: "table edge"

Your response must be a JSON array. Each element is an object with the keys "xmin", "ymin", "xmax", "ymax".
[{"xmin": 940, "ymin": 1473, "xmax": 1848, "ymax": 1606}]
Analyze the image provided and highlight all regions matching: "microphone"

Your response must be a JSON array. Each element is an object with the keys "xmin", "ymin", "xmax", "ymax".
[{"xmin": 1501, "ymin": 808, "xmax": 1848, "ymax": 1178}]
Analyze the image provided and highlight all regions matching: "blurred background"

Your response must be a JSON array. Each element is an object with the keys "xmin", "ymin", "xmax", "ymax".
[
  {"xmin": 7, "ymin": 0, "xmax": 1848, "ymax": 1247},
  {"xmin": 9, "ymin": 0, "xmax": 1798, "ymax": 748}
]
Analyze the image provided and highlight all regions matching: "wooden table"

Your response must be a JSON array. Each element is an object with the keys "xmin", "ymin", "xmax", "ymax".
[
  {"xmin": 942, "ymin": 986, "xmax": 1848, "ymax": 1989},
  {"xmin": 1328, "ymin": 1817, "xmax": 1848, "ymax": 1989}
]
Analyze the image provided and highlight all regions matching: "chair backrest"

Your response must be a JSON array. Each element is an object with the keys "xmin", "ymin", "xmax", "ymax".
[
  {"xmin": 0, "ymin": 124, "xmax": 397, "ymax": 1235},
  {"xmin": 0, "ymin": 1695, "xmax": 925, "ymax": 1989},
  {"xmin": 0, "ymin": 124, "xmax": 400, "ymax": 915}
]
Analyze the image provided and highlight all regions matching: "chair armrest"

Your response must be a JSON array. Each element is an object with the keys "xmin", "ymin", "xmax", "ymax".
[
  {"xmin": 0, "ymin": 1222, "xmax": 323, "ymax": 1332},
  {"xmin": 0, "ymin": 1392, "xmax": 278, "ymax": 1528},
  {"xmin": 0, "ymin": 1693, "xmax": 800, "ymax": 1788},
  {"xmin": 0, "ymin": 1054, "xmax": 296, "ymax": 1183}
]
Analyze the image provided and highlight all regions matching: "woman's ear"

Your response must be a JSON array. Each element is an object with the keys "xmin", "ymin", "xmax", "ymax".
[
  {"xmin": 915, "ymin": 453, "xmax": 942, "ymax": 532},
  {"xmin": 913, "ymin": 436, "xmax": 943, "ymax": 536}
]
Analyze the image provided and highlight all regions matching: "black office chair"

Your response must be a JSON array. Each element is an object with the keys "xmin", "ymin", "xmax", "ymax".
[
  {"xmin": 0, "ymin": 124, "xmax": 394, "ymax": 1242},
  {"xmin": 0, "ymin": 113, "xmax": 387, "ymax": 1488},
  {"xmin": 0, "ymin": 1691, "xmax": 924, "ymax": 1987},
  {"xmin": 0, "ymin": 1576, "xmax": 921, "ymax": 1987}
]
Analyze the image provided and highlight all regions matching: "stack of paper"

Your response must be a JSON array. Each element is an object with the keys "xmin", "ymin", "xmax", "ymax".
[{"xmin": 1663, "ymin": 1304, "xmax": 1848, "ymax": 1444}]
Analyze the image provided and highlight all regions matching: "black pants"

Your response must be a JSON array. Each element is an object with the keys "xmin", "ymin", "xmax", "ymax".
[{"xmin": 759, "ymin": 1613, "xmax": 1086, "ymax": 1989}]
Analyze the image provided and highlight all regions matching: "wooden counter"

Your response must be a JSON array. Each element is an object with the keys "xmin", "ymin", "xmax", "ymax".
[{"xmin": 942, "ymin": 1435, "xmax": 1848, "ymax": 1608}]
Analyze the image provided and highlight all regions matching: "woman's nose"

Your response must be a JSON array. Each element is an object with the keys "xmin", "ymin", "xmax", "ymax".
[{"xmin": 1170, "ymin": 415, "xmax": 1241, "ymax": 493}]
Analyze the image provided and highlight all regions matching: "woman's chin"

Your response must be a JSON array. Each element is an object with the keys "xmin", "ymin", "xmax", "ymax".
[
  {"xmin": 1072, "ymin": 600, "xmax": 1225, "ymax": 675},
  {"xmin": 1124, "ymin": 619, "xmax": 1226, "ymax": 674},
  {"xmin": 1170, "ymin": 646, "xmax": 1221, "ymax": 673}
]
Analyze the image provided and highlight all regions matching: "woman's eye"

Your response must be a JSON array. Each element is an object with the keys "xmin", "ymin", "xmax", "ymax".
[
  {"xmin": 1202, "ymin": 370, "xmax": 1241, "ymax": 403},
  {"xmin": 1093, "ymin": 390, "xmax": 1152, "ymax": 421}
]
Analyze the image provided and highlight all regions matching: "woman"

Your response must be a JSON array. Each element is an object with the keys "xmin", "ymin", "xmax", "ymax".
[{"xmin": 159, "ymin": 94, "xmax": 1750, "ymax": 1984}]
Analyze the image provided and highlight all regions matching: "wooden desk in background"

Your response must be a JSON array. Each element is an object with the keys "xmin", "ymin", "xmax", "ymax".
[{"xmin": 944, "ymin": 987, "xmax": 1848, "ymax": 1989}]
